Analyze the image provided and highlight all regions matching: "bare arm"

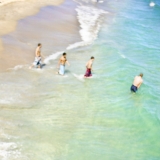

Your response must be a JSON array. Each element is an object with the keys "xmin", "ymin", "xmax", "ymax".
[
  {"xmin": 137, "ymin": 82, "xmax": 142, "ymax": 88},
  {"xmin": 66, "ymin": 61, "xmax": 70, "ymax": 66},
  {"xmin": 58, "ymin": 58, "xmax": 61, "ymax": 68},
  {"xmin": 41, "ymin": 53, "xmax": 45, "ymax": 59},
  {"xmin": 35, "ymin": 48, "xmax": 39, "ymax": 57},
  {"xmin": 86, "ymin": 61, "xmax": 89, "ymax": 68},
  {"xmin": 90, "ymin": 62, "xmax": 93, "ymax": 71}
]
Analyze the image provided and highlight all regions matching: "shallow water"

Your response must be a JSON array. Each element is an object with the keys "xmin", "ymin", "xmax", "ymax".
[{"xmin": 0, "ymin": 0, "xmax": 160, "ymax": 159}]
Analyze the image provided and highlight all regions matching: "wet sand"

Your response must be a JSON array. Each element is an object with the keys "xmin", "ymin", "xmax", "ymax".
[
  {"xmin": 0, "ymin": 0, "xmax": 81, "ymax": 71},
  {"xmin": 0, "ymin": 0, "xmax": 64, "ymax": 36}
]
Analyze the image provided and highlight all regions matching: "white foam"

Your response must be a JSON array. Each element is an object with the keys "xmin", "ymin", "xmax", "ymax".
[
  {"xmin": 7, "ymin": 51, "xmax": 63, "ymax": 73},
  {"xmin": 67, "ymin": 41, "xmax": 90, "ymax": 50},
  {"xmin": 9, "ymin": 64, "xmax": 35, "ymax": 71},
  {"xmin": 8, "ymin": 65, "xmax": 27, "ymax": 71},
  {"xmin": 81, "ymin": 0, "xmax": 103, "ymax": 3},
  {"xmin": 13, "ymin": 65, "xmax": 24, "ymax": 70},
  {"xmin": 8, "ymin": 5, "xmax": 107, "ymax": 71},
  {"xmin": 6, "ymin": 3, "xmax": 107, "ymax": 75},
  {"xmin": 73, "ymin": 73, "xmax": 85, "ymax": 82},
  {"xmin": 77, "ymin": 6, "xmax": 107, "ymax": 42},
  {"xmin": 67, "ymin": 5, "xmax": 107, "ymax": 50},
  {"xmin": 0, "ymin": 142, "xmax": 21, "ymax": 160},
  {"xmin": 149, "ymin": 2, "xmax": 155, "ymax": 7},
  {"xmin": 98, "ymin": 0, "xmax": 104, "ymax": 3},
  {"xmin": 44, "ymin": 51, "xmax": 63, "ymax": 64}
]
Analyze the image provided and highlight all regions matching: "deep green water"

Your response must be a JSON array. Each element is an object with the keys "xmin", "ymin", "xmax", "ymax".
[{"xmin": 0, "ymin": 0, "xmax": 160, "ymax": 159}]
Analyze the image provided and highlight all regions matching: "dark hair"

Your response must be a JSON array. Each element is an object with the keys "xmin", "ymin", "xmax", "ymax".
[
  {"xmin": 38, "ymin": 43, "xmax": 41, "ymax": 46},
  {"xmin": 139, "ymin": 73, "xmax": 143, "ymax": 77},
  {"xmin": 63, "ymin": 52, "xmax": 67, "ymax": 56},
  {"xmin": 91, "ymin": 56, "xmax": 95, "ymax": 59}
]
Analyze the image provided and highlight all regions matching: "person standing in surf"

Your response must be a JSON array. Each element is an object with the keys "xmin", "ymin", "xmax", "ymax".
[
  {"xmin": 57, "ymin": 52, "xmax": 70, "ymax": 75},
  {"xmin": 84, "ymin": 56, "xmax": 95, "ymax": 78},
  {"xmin": 29, "ymin": 43, "xmax": 44, "ymax": 69},
  {"xmin": 130, "ymin": 73, "xmax": 143, "ymax": 93}
]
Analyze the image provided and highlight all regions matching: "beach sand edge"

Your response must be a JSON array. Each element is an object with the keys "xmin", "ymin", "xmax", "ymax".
[{"xmin": 0, "ymin": 0, "xmax": 64, "ymax": 52}]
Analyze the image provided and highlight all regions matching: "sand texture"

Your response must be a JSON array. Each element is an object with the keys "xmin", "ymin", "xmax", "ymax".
[{"xmin": 0, "ymin": 0, "xmax": 64, "ymax": 52}]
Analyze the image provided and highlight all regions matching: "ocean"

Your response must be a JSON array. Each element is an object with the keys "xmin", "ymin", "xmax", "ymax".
[{"xmin": 0, "ymin": 0, "xmax": 160, "ymax": 159}]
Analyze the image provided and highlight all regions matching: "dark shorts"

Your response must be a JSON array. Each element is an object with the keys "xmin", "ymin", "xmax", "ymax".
[
  {"xmin": 84, "ymin": 68, "xmax": 92, "ymax": 77},
  {"xmin": 33, "ymin": 57, "xmax": 42, "ymax": 67},
  {"xmin": 130, "ymin": 85, "xmax": 138, "ymax": 92}
]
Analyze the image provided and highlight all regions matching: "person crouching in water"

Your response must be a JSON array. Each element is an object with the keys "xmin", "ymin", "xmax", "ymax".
[
  {"xmin": 30, "ymin": 43, "xmax": 44, "ymax": 69},
  {"xmin": 84, "ymin": 56, "xmax": 95, "ymax": 78},
  {"xmin": 130, "ymin": 73, "xmax": 143, "ymax": 93},
  {"xmin": 57, "ymin": 52, "xmax": 70, "ymax": 75}
]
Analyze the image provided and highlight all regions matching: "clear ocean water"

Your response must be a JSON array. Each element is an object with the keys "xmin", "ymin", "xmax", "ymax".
[{"xmin": 0, "ymin": 0, "xmax": 160, "ymax": 159}]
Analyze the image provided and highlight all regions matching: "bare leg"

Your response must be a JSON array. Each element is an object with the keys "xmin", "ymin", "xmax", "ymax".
[
  {"xmin": 37, "ymin": 65, "xmax": 41, "ymax": 69},
  {"xmin": 29, "ymin": 64, "xmax": 34, "ymax": 69}
]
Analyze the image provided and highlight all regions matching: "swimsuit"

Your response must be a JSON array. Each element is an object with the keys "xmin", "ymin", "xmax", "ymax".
[
  {"xmin": 33, "ymin": 57, "xmax": 42, "ymax": 67},
  {"xmin": 84, "ymin": 68, "xmax": 92, "ymax": 77},
  {"xmin": 59, "ymin": 65, "xmax": 65, "ymax": 75},
  {"xmin": 130, "ymin": 84, "xmax": 138, "ymax": 92}
]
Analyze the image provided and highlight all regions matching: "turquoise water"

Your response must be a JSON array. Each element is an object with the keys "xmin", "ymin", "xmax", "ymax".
[
  {"xmin": 64, "ymin": 1, "xmax": 160, "ymax": 159},
  {"xmin": 0, "ymin": 0, "xmax": 160, "ymax": 159}
]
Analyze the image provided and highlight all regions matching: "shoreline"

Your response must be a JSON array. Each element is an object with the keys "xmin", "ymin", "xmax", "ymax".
[
  {"xmin": 0, "ymin": 0, "xmax": 82, "ymax": 71},
  {"xmin": 0, "ymin": 0, "xmax": 64, "ymax": 51}
]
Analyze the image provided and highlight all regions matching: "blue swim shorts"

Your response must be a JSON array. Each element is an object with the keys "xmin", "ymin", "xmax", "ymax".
[{"xmin": 130, "ymin": 85, "xmax": 138, "ymax": 92}]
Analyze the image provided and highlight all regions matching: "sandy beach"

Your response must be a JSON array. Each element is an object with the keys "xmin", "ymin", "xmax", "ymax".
[
  {"xmin": 0, "ymin": 0, "xmax": 64, "ymax": 51},
  {"xmin": 0, "ymin": 0, "xmax": 64, "ymax": 35},
  {"xmin": 0, "ymin": 0, "xmax": 82, "ymax": 71}
]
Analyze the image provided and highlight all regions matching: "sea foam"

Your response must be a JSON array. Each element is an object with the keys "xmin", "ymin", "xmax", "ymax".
[
  {"xmin": 67, "ymin": 5, "xmax": 108, "ymax": 50},
  {"xmin": 72, "ymin": 73, "xmax": 85, "ymax": 82},
  {"xmin": 149, "ymin": 2, "xmax": 155, "ymax": 7},
  {"xmin": 0, "ymin": 142, "xmax": 21, "ymax": 160},
  {"xmin": 44, "ymin": 51, "xmax": 64, "ymax": 64}
]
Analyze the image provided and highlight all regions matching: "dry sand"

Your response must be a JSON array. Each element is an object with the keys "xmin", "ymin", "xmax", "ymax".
[{"xmin": 0, "ymin": 0, "xmax": 64, "ymax": 51}]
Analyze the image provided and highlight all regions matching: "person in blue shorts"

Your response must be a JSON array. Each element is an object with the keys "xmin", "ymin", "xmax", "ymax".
[
  {"xmin": 57, "ymin": 52, "xmax": 70, "ymax": 75},
  {"xmin": 130, "ymin": 73, "xmax": 143, "ymax": 93}
]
